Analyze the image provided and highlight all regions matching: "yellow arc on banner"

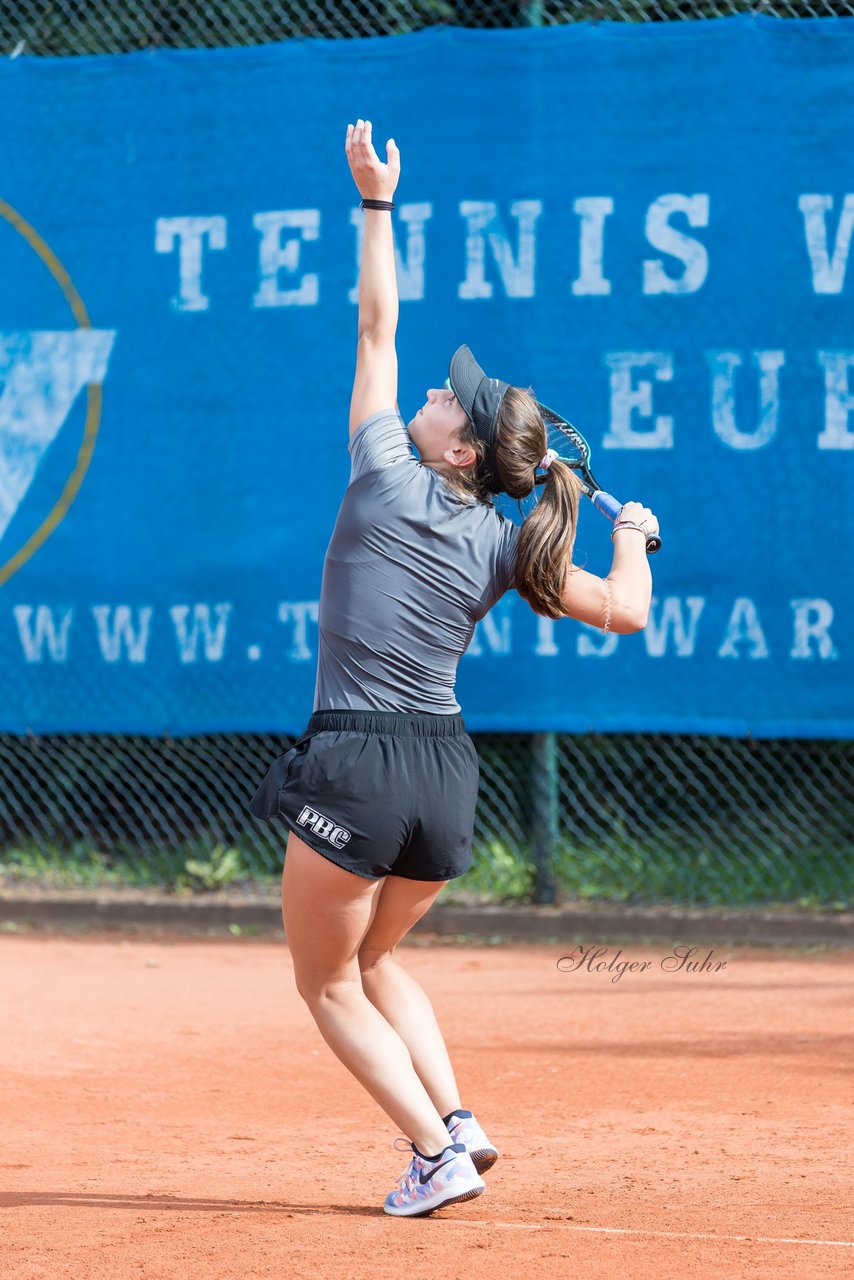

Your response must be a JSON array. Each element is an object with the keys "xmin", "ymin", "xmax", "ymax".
[{"xmin": 0, "ymin": 199, "xmax": 104, "ymax": 587}]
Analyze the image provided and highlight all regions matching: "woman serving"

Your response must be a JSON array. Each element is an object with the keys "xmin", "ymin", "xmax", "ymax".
[{"xmin": 250, "ymin": 120, "xmax": 659, "ymax": 1218}]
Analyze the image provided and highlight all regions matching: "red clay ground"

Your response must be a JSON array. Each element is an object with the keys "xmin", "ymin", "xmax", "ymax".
[{"xmin": 1, "ymin": 932, "xmax": 852, "ymax": 1279}]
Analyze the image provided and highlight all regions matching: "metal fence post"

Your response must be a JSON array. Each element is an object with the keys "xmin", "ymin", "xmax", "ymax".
[
  {"xmin": 524, "ymin": 0, "xmax": 553, "ymax": 910},
  {"xmin": 530, "ymin": 732, "xmax": 559, "ymax": 903}
]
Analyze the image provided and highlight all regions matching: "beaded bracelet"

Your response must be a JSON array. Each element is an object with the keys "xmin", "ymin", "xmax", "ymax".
[{"xmin": 601, "ymin": 579, "xmax": 613, "ymax": 635}]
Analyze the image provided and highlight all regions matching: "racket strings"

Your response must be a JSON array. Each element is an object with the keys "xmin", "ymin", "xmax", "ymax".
[
  {"xmin": 535, "ymin": 401, "xmax": 588, "ymax": 466},
  {"xmin": 545, "ymin": 423, "xmax": 585, "ymax": 465}
]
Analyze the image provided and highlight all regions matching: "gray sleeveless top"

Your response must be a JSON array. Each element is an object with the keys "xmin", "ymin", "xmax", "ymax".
[{"xmin": 313, "ymin": 409, "xmax": 519, "ymax": 714}]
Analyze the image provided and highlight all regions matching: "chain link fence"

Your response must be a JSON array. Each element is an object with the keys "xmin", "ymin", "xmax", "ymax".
[
  {"xmin": 1, "ymin": 0, "xmax": 851, "ymax": 908},
  {"xmin": 0, "ymin": 732, "xmax": 851, "ymax": 905},
  {"xmin": 0, "ymin": 0, "xmax": 853, "ymax": 58}
]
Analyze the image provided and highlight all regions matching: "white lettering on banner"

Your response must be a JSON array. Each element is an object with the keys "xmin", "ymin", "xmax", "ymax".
[
  {"xmin": 253, "ymin": 210, "xmax": 320, "ymax": 308},
  {"xmin": 571, "ymin": 198, "xmax": 614, "ymax": 296},
  {"xmin": 602, "ymin": 352, "xmax": 674, "ymax": 449},
  {"xmin": 154, "ymin": 215, "xmax": 227, "ymax": 312},
  {"xmin": 150, "ymin": 191, "xmax": 854, "ymax": 313},
  {"xmin": 790, "ymin": 599, "xmax": 838, "ymax": 660},
  {"xmin": 457, "ymin": 200, "xmax": 542, "ymax": 300},
  {"xmin": 535, "ymin": 617, "xmax": 559, "ymax": 657},
  {"xmin": 707, "ymin": 351, "xmax": 785, "ymax": 450},
  {"xmin": 277, "ymin": 601, "xmax": 319, "ymax": 661},
  {"xmin": 577, "ymin": 628, "xmax": 619, "ymax": 658},
  {"xmin": 14, "ymin": 605, "xmax": 73, "ymax": 662},
  {"xmin": 644, "ymin": 597, "xmax": 706, "ymax": 657},
  {"xmin": 643, "ymin": 194, "xmax": 710, "ymax": 295},
  {"xmin": 799, "ymin": 194, "xmax": 854, "ymax": 294},
  {"xmin": 349, "ymin": 203, "xmax": 433, "ymax": 304},
  {"xmin": 816, "ymin": 351, "xmax": 854, "ymax": 450},
  {"xmin": 465, "ymin": 607, "xmax": 512, "ymax": 657},
  {"xmin": 170, "ymin": 603, "xmax": 232, "ymax": 663},
  {"xmin": 718, "ymin": 598, "xmax": 769, "ymax": 660},
  {"xmin": 3, "ymin": 599, "xmax": 843, "ymax": 667},
  {"xmin": 91, "ymin": 606, "xmax": 153, "ymax": 663}
]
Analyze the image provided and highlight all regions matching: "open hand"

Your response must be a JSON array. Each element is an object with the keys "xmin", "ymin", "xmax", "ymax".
[{"xmin": 345, "ymin": 119, "xmax": 400, "ymax": 202}]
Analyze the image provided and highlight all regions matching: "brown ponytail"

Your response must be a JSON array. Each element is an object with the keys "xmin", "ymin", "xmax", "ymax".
[
  {"xmin": 493, "ymin": 387, "xmax": 584, "ymax": 619},
  {"xmin": 513, "ymin": 460, "xmax": 582, "ymax": 618}
]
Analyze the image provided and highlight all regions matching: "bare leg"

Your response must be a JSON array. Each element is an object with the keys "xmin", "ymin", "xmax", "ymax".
[
  {"xmin": 281, "ymin": 833, "xmax": 452, "ymax": 1157},
  {"xmin": 358, "ymin": 874, "xmax": 462, "ymax": 1120}
]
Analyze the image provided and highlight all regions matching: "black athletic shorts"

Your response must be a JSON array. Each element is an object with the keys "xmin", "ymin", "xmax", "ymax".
[{"xmin": 248, "ymin": 709, "xmax": 480, "ymax": 882}]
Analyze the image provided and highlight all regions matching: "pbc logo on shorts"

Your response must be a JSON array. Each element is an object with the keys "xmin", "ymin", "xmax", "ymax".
[{"xmin": 297, "ymin": 805, "xmax": 352, "ymax": 850}]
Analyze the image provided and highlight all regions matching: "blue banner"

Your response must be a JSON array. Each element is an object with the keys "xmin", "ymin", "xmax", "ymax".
[{"xmin": 1, "ymin": 16, "xmax": 852, "ymax": 737}]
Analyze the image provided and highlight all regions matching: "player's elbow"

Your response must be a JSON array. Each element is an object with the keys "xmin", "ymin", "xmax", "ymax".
[
  {"xmin": 607, "ymin": 578, "xmax": 650, "ymax": 633},
  {"xmin": 612, "ymin": 607, "xmax": 648, "ymax": 634},
  {"xmin": 356, "ymin": 319, "xmax": 396, "ymax": 345},
  {"xmin": 606, "ymin": 589, "xmax": 649, "ymax": 633}
]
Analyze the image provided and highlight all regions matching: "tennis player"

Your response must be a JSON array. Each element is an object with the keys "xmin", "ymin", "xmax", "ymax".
[{"xmin": 250, "ymin": 120, "xmax": 659, "ymax": 1217}]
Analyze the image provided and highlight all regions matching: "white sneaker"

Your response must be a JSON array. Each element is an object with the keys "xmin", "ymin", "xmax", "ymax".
[
  {"xmin": 444, "ymin": 1110, "xmax": 499, "ymax": 1175},
  {"xmin": 383, "ymin": 1140, "xmax": 485, "ymax": 1217}
]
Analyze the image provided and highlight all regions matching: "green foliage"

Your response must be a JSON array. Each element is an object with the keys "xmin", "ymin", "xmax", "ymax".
[
  {"xmin": 0, "ymin": 839, "xmax": 143, "ymax": 889},
  {"xmin": 0, "ymin": 836, "xmax": 267, "ymax": 894},
  {"xmin": 550, "ymin": 824, "xmax": 854, "ymax": 907},
  {"xmin": 454, "ymin": 837, "xmax": 535, "ymax": 901},
  {"xmin": 182, "ymin": 844, "xmax": 246, "ymax": 891},
  {"xmin": 1, "ymin": 825, "xmax": 850, "ymax": 906}
]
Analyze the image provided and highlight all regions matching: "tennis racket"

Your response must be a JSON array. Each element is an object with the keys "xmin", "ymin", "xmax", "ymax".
[{"xmin": 535, "ymin": 401, "xmax": 661, "ymax": 555}]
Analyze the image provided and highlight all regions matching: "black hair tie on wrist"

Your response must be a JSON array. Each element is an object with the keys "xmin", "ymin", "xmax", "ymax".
[{"xmin": 360, "ymin": 198, "xmax": 395, "ymax": 211}]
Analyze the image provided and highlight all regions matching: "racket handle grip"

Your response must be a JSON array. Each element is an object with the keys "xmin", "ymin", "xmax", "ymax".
[
  {"xmin": 591, "ymin": 489, "xmax": 662, "ymax": 556},
  {"xmin": 590, "ymin": 489, "xmax": 623, "ymax": 521}
]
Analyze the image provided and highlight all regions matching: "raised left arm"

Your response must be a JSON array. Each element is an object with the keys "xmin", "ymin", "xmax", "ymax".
[{"xmin": 345, "ymin": 119, "xmax": 401, "ymax": 437}]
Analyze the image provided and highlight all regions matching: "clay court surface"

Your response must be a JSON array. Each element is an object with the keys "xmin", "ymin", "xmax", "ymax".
[{"xmin": 2, "ymin": 930, "xmax": 852, "ymax": 1279}]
